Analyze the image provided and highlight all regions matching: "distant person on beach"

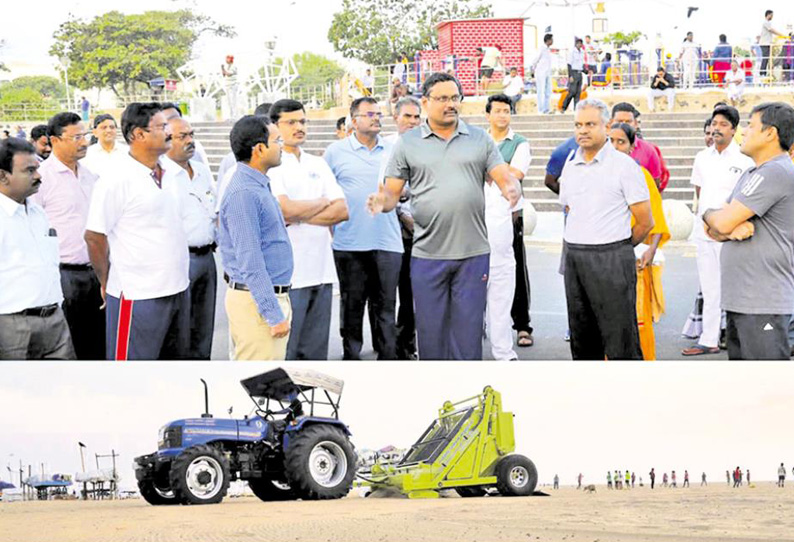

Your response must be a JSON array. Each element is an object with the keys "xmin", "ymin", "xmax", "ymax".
[
  {"xmin": 607, "ymin": 471, "xmax": 612, "ymax": 489},
  {"xmin": 671, "ymin": 470, "xmax": 677, "ymax": 488},
  {"xmin": 702, "ymin": 472, "xmax": 707, "ymax": 486},
  {"xmin": 727, "ymin": 470, "xmax": 731, "ymax": 485},
  {"xmin": 747, "ymin": 470, "xmax": 751, "ymax": 485},
  {"xmin": 778, "ymin": 463, "xmax": 786, "ymax": 487},
  {"xmin": 683, "ymin": 470, "xmax": 690, "ymax": 487},
  {"xmin": 631, "ymin": 472, "xmax": 636, "ymax": 488},
  {"xmin": 663, "ymin": 472, "xmax": 668, "ymax": 487},
  {"xmin": 553, "ymin": 474, "xmax": 559, "ymax": 489},
  {"xmin": 577, "ymin": 473, "xmax": 583, "ymax": 489},
  {"xmin": 649, "ymin": 468, "xmax": 656, "ymax": 489}
]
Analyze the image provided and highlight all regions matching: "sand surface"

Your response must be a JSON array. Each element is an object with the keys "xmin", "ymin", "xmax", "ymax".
[{"xmin": 2, "ymin": 483, "xmax": 793, "ymax": 542}]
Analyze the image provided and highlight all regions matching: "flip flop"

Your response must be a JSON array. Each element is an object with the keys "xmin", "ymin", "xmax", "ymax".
[
  {"xmin": 517, "ymin": 331, "xmax": 534, "ymax": 347},
  {"xmin": 681, "ymin": 344, "xmax": 720, "ymax": 356}
]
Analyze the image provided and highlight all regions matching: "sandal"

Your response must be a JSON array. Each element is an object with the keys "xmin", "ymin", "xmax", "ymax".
[
  {"xmin": 517, "ymin": 331, "xmax": 534, "ymax": 347},
  {"xmin": 681, "ymin": 344, "xmax": 720, "ymax": 356}
]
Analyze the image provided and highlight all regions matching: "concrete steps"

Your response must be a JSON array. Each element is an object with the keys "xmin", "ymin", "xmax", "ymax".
[{"xmin": 196, "ymin": 112, "xmax": 706, "ymax": 212}]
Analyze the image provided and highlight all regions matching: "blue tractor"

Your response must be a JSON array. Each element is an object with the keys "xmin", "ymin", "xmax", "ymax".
[{"xmin": 134, "ymin": 368, "xmax": 356, "ymax": 505}]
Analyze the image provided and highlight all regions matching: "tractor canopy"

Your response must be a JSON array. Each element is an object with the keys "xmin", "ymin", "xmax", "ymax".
[{"xmin": 241, "ymin": 368, "xmax": 344, "ymax": 419}]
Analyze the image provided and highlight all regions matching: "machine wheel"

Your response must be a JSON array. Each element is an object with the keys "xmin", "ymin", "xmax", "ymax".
[
  {"xmin": 248, "ymin": 478, "xmax": 296, "ymax": 502},
  {"xmin": 138, "ymin": 479, "xmax": 180, "ymax": 505},
  {"xmin": 284, "ymin": 424, "xmax": 356, "ymax": 500},
  {"xmin": 496, "ymin": 455, "xmax": 538, "ymax": 497},
  {"xmin": 169, "ymin": 445, "xmax": 231, "ymax": 505},
  {"xmin": 455, "ymin": 486, "xmax": 488, "ymax": 498}
]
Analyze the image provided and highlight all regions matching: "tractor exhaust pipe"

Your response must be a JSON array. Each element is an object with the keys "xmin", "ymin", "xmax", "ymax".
[{"xmin": 200, "ymin": 379, "xmax": 212, "ymax": 418}]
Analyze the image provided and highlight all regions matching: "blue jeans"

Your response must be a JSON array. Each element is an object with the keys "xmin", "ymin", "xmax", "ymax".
[
  {"xmin": 411, "ymin": 254, "xmax": 489, "ymax": 360},
  {"xmin": 536, "ymin": 73, "xmax": 552, "ymax": 113}
]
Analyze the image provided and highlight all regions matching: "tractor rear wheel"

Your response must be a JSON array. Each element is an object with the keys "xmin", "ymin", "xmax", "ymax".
[
  {"xmin": 138, "ymin": 479, "xmax": 180, "ymax": 505},
  {"xmin": 169, "ymin": 445, "xmax": 230, "ymax": 505},
  {"xmin": 248, "ymin": 477, "xmax": 296, "ymax": 501},
  {"xmin": 284, "ymin": 424, "xmax": 356, "ymax": 500},
  {"xmin": 496, "ymin": 455, "xmax": 538, "ymax": 497}
]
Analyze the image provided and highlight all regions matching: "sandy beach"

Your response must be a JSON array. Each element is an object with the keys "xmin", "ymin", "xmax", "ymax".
[{"xmin": 2, "ymin": 482, "xmax": 792, "ymax": 542}]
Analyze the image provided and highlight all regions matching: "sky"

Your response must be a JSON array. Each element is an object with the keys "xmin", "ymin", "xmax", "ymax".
[
  {"xmin": 1, "ymin": 362, "xmax": 793, "ymax": 491},
  {"xmin": 2, "ymin": 0, "xmax": 794, "ymax": 80}
]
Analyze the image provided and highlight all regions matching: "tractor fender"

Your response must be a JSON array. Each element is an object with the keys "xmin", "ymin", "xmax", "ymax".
[{"xmin": 283, "ymin": 418, "xmax": 352, "ymax": 451}]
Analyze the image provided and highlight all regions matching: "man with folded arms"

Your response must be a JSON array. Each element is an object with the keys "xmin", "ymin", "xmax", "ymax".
[{"xmin": 218, "ymin": 115, "xmax": 292, "ymax": 360}]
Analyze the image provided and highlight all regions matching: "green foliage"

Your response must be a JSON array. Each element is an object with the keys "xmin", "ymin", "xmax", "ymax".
[
  {"xmin": 328, "ymin": 0, "xmax": 492, "ymax": 65},
  {"xmin": 603, "ymin": 31, "xmax": 646, "ymax": 49},
  {"xmin": 733, "ymin": 46, "xmax": 750, "ymax": 58},
  {"xmin": 0, "ymin": 76, "xmax": 68, "ymax": 100},
  {"xmin": 0, "ymin": 88, "xmax": 61, "ymax": 121},
  {"xmin": 291, "ymin": 52, "xmax": 346, "ymax": 90},
  {"xmin": 49, "ymin": 10, "xmax": 235, "ymax": 97}
]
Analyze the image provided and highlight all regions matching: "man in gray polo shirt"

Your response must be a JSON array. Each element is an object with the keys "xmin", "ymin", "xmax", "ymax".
[
  {"xmin": 703, "ymin": 102, "xmax": 794, "ymax": 360},
  {"xmin": 367, "ymin": 72, "xmax": 521, "ymax": 360},
  {"xmin": 559, "ymin": 98, "xmax": 653, "ymax": 360}
]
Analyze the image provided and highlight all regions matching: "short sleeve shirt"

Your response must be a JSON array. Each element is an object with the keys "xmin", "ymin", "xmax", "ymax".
[
  {"xmin": 760, "ymin": 20, "xmax": 774, "ymax": 45},
  {"xmin": 560, "ymin": 142, "xmax": 650, "ymax": 245},
  {"xmin": 270, "ymin": 150, "xmax": 346, "ymax": 289},
  {"xmin": 385, "ymin": 119, "xmax": 505, "ymax": 259},
  {"xmin": 721, "ymin": 154, "xmax": 794, "ymax": 314}
]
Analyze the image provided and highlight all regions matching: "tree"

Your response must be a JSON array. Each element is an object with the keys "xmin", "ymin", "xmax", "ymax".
[
  {"xmin": 603, "ymin": 31, "xmax": 646, "ymax": 49},
  {"xmin": 0, "ymin": 76, "xmax": 68, "ymax": 101},
  {"xmin": 0, "ymin": 88, "xmax": 61, "ymax": 121},
  {"xmin": 328, "ymin": 0, "xmax": 492, "ymax": 65},
  {"xmin": 0, "ymin": 40, "xmax": 8, "ymax": 73},
  {"xmin": 49, "ymin": 10, "xmax": 235, "ymax": 97},
  {"xmin": 290, "ymin": 52, "xmax": 346, "ymax": 90}
]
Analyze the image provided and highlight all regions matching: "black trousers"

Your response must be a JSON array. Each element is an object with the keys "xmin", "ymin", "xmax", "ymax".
[
  {"xmin": 760, "ymin": 45, "xmax": 771, "ymax": 76},
  {"xmin": 726, "ymin": 311, "xmax": 790, "ymax": 360},
  {"xmin": 396, "ymin": 236, "xmax": 417, "ymax": 358},
  {"xmin": 187, "ymin": 252, "xmax": 217, "ymax": 360},
  {"xmin": 61, "ymin": 266, "xmax": 106, "ymax": 360},
  {"xmin": 564, "ymin": 239, "xmax": 642, "ymax": 360},
  {"xmin": 333, "ymin": 250, "xmax": 401, "ymax": 360},
  {"xmin": 510, "ymin": 213, "xmax": 533, "ymax": 335},
  {"xmin": 561, "ymin": 71, "xmax": 583, "ymax": 112}
]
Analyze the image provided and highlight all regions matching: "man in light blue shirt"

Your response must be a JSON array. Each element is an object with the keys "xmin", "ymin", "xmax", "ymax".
[{"xmin": 324, "ymin": 97, "xmax": 403, "ymax": 360}]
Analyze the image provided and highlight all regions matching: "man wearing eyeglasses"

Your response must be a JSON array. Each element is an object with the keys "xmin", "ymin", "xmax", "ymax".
[
  {"xmin": 268, "ymin": 99, "xmax": 349, "ymax": 360},
  {"xmin": 85, "ymin": 102, "xmax": 191, "ymax": 360},
  {"xmin": 324, "ymin": 97, "xmax": 404, "ymax": 360},
  {"xmin": 31, "ymin": 112, "xmax": 104, "ymax": 360},
  {"xmin": 164, "ymin": 116, "xmax": 218, "ymax": 360},
  {"xmin": 369, "ymin": 72, "xmax": 521, "ymax": 360}
]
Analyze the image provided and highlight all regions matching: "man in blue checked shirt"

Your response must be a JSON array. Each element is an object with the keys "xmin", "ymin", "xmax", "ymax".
[{"xmin": 218, "ymin": 115, "xmax": 293, "ymax": 360}]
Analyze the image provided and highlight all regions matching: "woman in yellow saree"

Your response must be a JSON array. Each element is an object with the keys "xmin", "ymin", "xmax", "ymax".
[{"xmin": 609, "ymin": 123, "xmax": 671, "ymax": 360}]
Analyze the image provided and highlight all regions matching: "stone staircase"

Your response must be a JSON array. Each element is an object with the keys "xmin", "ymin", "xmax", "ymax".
[{"xmin": 193, "ymin": 112, "xmax": 705, "ymax": 212}]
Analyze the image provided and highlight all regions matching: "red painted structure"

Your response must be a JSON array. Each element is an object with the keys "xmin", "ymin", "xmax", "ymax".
[{"xmin": 416, "ymin": 18, "xmax": 525, "ymax": 96}]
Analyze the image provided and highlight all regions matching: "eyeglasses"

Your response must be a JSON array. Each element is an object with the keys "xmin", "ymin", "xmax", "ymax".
[
  {"xmin": 428, "ymin": 95, "xmax": 462, "ymax": 104},
  {"xmin": 355, "ymin": 112, "xmax": 383, "ymax": 119},
  {"xmin": 173, "ymin": 131, "xmax": 195, "ymax": 142},
  {"xmin": 277, "ymin": 119, "xmax": 308, "ymax": 127},
  {"xmin": 142, "ymin": 123, "xmax": 169, "ymax": 133}
]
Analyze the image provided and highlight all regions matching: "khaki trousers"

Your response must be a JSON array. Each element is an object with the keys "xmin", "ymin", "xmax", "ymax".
[{"xmin": 225, "ymin": 289, "xmax": 292, "ymax": 360}]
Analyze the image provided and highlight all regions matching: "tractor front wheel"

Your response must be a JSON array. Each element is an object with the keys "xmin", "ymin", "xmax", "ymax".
[
  {"xmin": 496, "ymin": 455, "xmax": 538, "ymax": 497},
  {"xmin": 169, "ymin": 445, "xmax": 231, "ymax": 505},
  {"xmin": 138, "ymin": 479, "xmax": 180, "ymax": 505},
  {"xmin": 284, "ymin": 425, "xmax": 356, "ymax": 500}
]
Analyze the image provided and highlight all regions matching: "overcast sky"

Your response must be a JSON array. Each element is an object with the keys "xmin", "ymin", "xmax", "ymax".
[
  {"xmin": 2, "ymin": 0, "xmax": 793, "ymax": 78},
  {"xmin": 1, "ymin": 362, "xmax": 793, "ymax": 490}
]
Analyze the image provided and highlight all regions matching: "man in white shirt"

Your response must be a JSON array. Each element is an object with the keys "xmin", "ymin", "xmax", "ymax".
[
  {"xmin": 760, "ymin": 10, "xmax": 786, "ymax": 76},
  {"xmin": 485, "ymin": 95, "xmax": 533, "ymax": 359},
  {"xmin": 682, "ymin": 105, "xmax": 754, "ymax": 356},
  {"xmin": 85, "ymin": 102, "xmax": 191, "ymax": 360},
  {"xmin": 725, "ymin": 61, "xmax": 746, "ymax": 105},
  {"xmin": 165, "ymin": 116, "xmax": 218, "ymax": 360},
  {"xmin": 679, "ymin": 32, "xmax": 701, "ymax": 90},
  {"xmin": 268, "ymin": 99, "xmax": 349, "ymax": 360},
  {"xmin": 0, "ymin": 138, "xmax": 75, "ymax": 359},
  {"xmin": 32, "ymin": 112, "xmax": 104, "ymax": 360},
  {"xmin": 477, "ymin": 45, "xmax": 503, "ymax": 94},
  {"xmin": 531, "ymin": 33, "xmax": 554, "ymax": 114},
  {"xmin": 362, "ymin": 69, "xmax": 375, "ymax": 96},
  {"xmin": 583, "ymin": 35, "xmax": 600, "ymax": 76},
  {"xmin": 501, "ymin": 67, "xmax": 525, "ymax": 114},
  {"xmin": 82, "ymin": 114, "xmax": 128, "ymax": 181},
  {"xmin": 161, "ymin": 103, "xmax": 209, "ymax": 166},
  {"xmin": 562, "ymin": 38, "xmax": 585, "ymax": 113}
]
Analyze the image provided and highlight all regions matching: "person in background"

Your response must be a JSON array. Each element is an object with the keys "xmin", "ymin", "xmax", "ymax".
[
  {"xmin": 29, "ymin": 125, "xmax": 51, "ymax": 162},
  {"xmin": 726, "ymin": 60, "xmax": 746, "ymax": 106},
  {"xmin": 80, "ymin": 97, "xmax": 90, "ymax": 122},
  {"xmin": 647, "ymin": 66, "xmax": 676, "ymax": 112},
  {"xmin": 335, "ymin": 116, "xmax": 348, "ymax": 140},
  {"xmin": 561, "ymin": 38, "xmax": 585, "ymax": 113},
  {"xmin": 530, "ymin": 33, "xmax": 554, "ymax": 115},
  {"xmin": 82, "ymin": 114, "xmax": 127, "ymax": 180},
  {"xmin": 760, "ymin": 10, "xmax": 786, "ymax": 77},
  {"xmin": 501, "ymin": 67, "xmax": 525, "ymax": 114},
  {"xmin": 712, "ymin": 34, "xmax": 733, "ymax": 83}
]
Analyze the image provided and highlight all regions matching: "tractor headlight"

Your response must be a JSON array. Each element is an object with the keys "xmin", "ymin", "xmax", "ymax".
[{"xmin": 158, "ymin": 425, "xmax": 183, "ymax": 450}]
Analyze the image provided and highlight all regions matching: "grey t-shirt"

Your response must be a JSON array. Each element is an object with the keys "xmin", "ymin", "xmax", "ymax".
[
  {"xmin": 385, "ymin": 119, "xmax": 505, "ymax": 259},
  {"xmin": 721, "ymin": 154, "xmax": 794, "ymax": 314}
]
